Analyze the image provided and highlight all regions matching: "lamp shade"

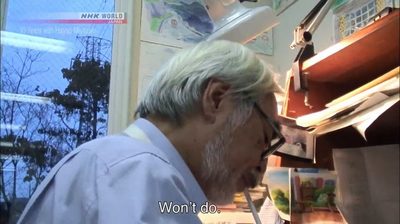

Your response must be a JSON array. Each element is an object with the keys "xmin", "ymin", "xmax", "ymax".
[{"xmin": 204, "ymin": 0, "xmax": 278, "ymax": 44}]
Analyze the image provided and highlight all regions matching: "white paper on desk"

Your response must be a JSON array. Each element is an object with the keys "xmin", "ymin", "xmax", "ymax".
[
  {"xmin": 198, "ymin": 212, "xmax": 254, "ymax": 224},
  {"xmin": 258, "ymin": 197, "xmax": 284, "ymax": 224},
  {"xmin": 311, "ymin": 93, "xmax": 399, "ymax": 136},
  {"xmin": 333, "ymin": 144, "xmax": 400, "ymax": 224},
  {"xmin": 351, "ymin": 92, "xmax": 391, "ymax": 140}
]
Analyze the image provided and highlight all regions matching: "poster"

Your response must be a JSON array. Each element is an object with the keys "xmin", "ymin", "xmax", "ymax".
[
  {"xmin": 141, "ymin": 0, "xmax": 213, "ymax": 47},
  {"xmin": 246, "ymin": 30, "xmax": 274, "ymax": 56},
  {"xmin": 138, "ymin": 41, "xmax": 180, "ymax": 101}
]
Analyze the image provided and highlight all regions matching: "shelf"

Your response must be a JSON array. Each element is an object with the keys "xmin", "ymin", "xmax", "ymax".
[
  {"xmin": 283, "ymin": 9, "xmax": 400, "ymax": 119},
  {"xmin": 279, "ymin": 102, "xmax": 399, "ymax": 170},
  {"xmin": 279, "ymin": 9, "xmax": 399, "ymax": 169},
  {"xmin": 303, "ymin": 9, "xmax": 399, "ymax": 85}
]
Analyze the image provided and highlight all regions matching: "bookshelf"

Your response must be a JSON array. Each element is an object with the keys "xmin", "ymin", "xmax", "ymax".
[{"xmin": 278, "ymin": 8, "xmax": 399, "ymax": 169}]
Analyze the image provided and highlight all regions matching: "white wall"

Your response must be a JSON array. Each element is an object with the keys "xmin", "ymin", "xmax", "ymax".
[{"xmin": 258, "ymin": 1, "xmax": 335, "ymax": 87}]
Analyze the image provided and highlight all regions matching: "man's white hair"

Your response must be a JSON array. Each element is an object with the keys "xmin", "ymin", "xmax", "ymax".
[{"xmin": 135, "ymin": 40, "xmax": 280, "ymax": 125}]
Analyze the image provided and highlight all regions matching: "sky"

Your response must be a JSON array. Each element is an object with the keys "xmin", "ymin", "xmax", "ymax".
[
  {"xmin": 1, "ymin": 0, "xmax": 116, "ymax": 199},
  {"xmin": 2, "ymin": 0, "xmax": 115, "ymax": 93}
]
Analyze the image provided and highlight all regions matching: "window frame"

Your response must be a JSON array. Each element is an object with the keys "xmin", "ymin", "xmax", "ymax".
[{"xmin": 107, "ymin": 0, "xmax": 142, "ymax": 134}]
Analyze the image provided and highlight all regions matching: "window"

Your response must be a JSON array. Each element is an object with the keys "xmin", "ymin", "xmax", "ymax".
[{"xmin": 0, "ymin": 1, "xmax": 130, "ymax": 222}]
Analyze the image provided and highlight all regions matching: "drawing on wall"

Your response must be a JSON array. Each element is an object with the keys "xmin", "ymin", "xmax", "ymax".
[
  {"xmin": 141, "ymin": 0, "xmax": 213, "ymax": 47},
  {"xmin": 138, "ymin": 41, "xmax": 180, "ymax": 101},
  {"xmin": 264, "ymin": 167, "xmax": 291, "ymax": 221},
  {"xmin": 333, "ymin": 0, "xmax": 394, "ymax": 42},
  {"xmin": 291, "ymin": 170, "xmax": 338, "ymax": 212},
  {"xmin": 334, "ymin": 0, "xmax": 376, "ymax": 42},
  {"xmin": 246, "ymin": 30, "xmax": 274, "ymax": 55},
  {"xmin": 272, "ymin": 0, "xmax": 298, "ymax": 15}
]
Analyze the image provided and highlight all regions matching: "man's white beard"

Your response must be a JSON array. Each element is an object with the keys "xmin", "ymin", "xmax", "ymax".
[
  {"xmin": 201, "ymin": 102, "xmax": 253, "ymax": 204},
  {"xmin": 201, "ymin": 120, "xmax": 241, "ymax": 204}
]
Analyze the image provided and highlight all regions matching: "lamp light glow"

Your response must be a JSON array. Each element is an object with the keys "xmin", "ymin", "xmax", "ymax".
[{"xmin": 205, "ymin": 0, "xmax": 278, "ymax": 43}]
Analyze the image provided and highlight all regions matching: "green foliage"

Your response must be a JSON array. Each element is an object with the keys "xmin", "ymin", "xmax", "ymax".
[
  {"xmin": 271, "ymin": 189, "xmax": 290, "ymax": 214},
  {"xmin": 0, "ymin": 49, "xmax": 110, "ymax": 221},
  {"xmin": 313, "ymin": 185, "xmax": 336, "ymax": 207},
  {"xmin": 39, "ymin": 58, "xmax": 110, "ymax": 147},
  {"xmin": 314, "ymin": 193, "xmax": 329, "ymax": 207},
  {"xmin": 0, "ymin": 134, "xmax": 63, "ymax": 184}
]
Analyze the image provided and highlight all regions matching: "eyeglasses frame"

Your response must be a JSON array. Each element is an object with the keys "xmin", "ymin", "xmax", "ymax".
[{"xmin": 253, "ymin": 103, "xmax": 286, "ymax": 159}]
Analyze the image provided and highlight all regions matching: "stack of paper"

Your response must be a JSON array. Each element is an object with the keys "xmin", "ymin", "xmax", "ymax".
[{"xmin": 294, "ymin": 67, "xmax": 399, "ymax": 138}]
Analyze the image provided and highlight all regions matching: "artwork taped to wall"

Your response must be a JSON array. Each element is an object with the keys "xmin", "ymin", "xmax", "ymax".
[
  {"xmin": 263, "ymin": 167, "xmax": 291, "ymax": 221},
  {"xmin": 246, "ymin": 30, "xmax": 274, "ymax": 56},
  {"xmin": 138, "ymin": 41, "xmax": 180, "ymax": 102},
  {"xmin": 140, "ymin": 0, "xmax": 213, "ymax": 48},
  {"xmin": 263, "ymin": 167, "xmax": 346, "ymax": 222},
  {"xmin": 272, "ymin": 0, "xmax": 298, "ymax": 15},
  {"xmin": 333, "ymin": 0, "xmax": 395, "ymax": 42}
]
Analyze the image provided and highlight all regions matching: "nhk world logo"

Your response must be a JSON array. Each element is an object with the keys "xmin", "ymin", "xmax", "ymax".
[{"xmin": 22, "ymin": 12, "xmax": 127, "ymax": 24}]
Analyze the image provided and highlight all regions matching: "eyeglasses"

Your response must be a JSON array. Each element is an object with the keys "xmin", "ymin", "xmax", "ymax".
[{"xmin": 253, "ymin": 103, "xmax": 286, "ymax": 159}]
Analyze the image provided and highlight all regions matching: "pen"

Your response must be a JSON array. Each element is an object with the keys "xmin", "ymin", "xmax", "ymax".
[{"xmin": 244, "ymin": 188, "xmax": 262, "ymax": 224}]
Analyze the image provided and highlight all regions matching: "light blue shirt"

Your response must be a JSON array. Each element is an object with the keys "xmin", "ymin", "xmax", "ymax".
[{"xmin": 18, "ymin": 118, "xmax": 207, "ymax": 224}]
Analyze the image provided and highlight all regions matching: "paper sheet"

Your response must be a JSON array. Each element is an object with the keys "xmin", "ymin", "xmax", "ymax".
[
  {"xmin": 138, "ymin": 41, "xmax": 180, "ymax": 102},
  {"xmin": 311, "ymin": 93, "xmax": 399, "ymax": 136},
  {"xmin": 198, "ymin": 212, "xmax": 254, "ymax": 224},
  {"xmin": 140, "ymin": 0, "xmax": 212, "ymax": 47},
  {"xmin": 296, "ymin": 74, "xmax": 399, "ymax": 127},
  {"xmin": 333, "ymin": 144, "xmax": 400, "ymax": 224},
  {"xmin": 277, "ymin": 125, "xmax": 315, "ymax": 160},
  {"xmin": 258, "ymin": 197, "xmax": 285, "ymax": 224},
  {"xmin": 351, "ymin": 92, "xmax": 388, "ymax": 140},
  {"xmin": 262, "ymin": 167, "xmax": 291, "ymax": 221}
]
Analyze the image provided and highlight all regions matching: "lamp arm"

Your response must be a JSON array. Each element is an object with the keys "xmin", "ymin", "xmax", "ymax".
[
  {"xmin": 290, "ymin": 0, "xmax": 333, "ymax": 95},
  {"xmin": 290, "ymin": 0, "xmax": 334, "ymax": 49}
]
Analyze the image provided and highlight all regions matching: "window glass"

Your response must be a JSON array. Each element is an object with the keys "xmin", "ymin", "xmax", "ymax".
[{"xmin": 0, "ymin": 1, "xmax": 116, "ymax": 222}]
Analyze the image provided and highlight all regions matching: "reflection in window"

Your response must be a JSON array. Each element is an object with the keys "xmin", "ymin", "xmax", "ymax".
[{"xmin": 0, "ymin": 1, "xmax": 115, "ymax": 222}]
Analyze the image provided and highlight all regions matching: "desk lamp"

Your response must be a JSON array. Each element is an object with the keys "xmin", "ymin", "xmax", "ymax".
[
  {"xmin": 290, "ymin": 0, "xmax": 334, "ymax": 94},
  {"xmin": 204, "ymin": 0, "xmax": 278, "ymax": 43}
]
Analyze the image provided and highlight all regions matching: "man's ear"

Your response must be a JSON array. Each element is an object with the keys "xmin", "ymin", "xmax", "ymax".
[{"xmin": 201, "ymin": 78, "xmax": 231, "ymax": 123}]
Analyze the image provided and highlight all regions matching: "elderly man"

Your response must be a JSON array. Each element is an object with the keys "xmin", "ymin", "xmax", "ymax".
[{"xmin": 18, "ymin": 40, "xmax": 284, "ymax": 223}]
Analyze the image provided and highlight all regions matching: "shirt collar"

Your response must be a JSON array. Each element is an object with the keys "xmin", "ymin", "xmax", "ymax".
[{"xmin": 132, "ymin": 118, "xmax": 208, "ymax": 207}]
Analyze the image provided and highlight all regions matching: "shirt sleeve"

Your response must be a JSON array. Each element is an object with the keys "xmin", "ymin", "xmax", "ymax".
[{"xmin": 87, "ymin": 153, "xmax": 202, "ymax": 224}]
